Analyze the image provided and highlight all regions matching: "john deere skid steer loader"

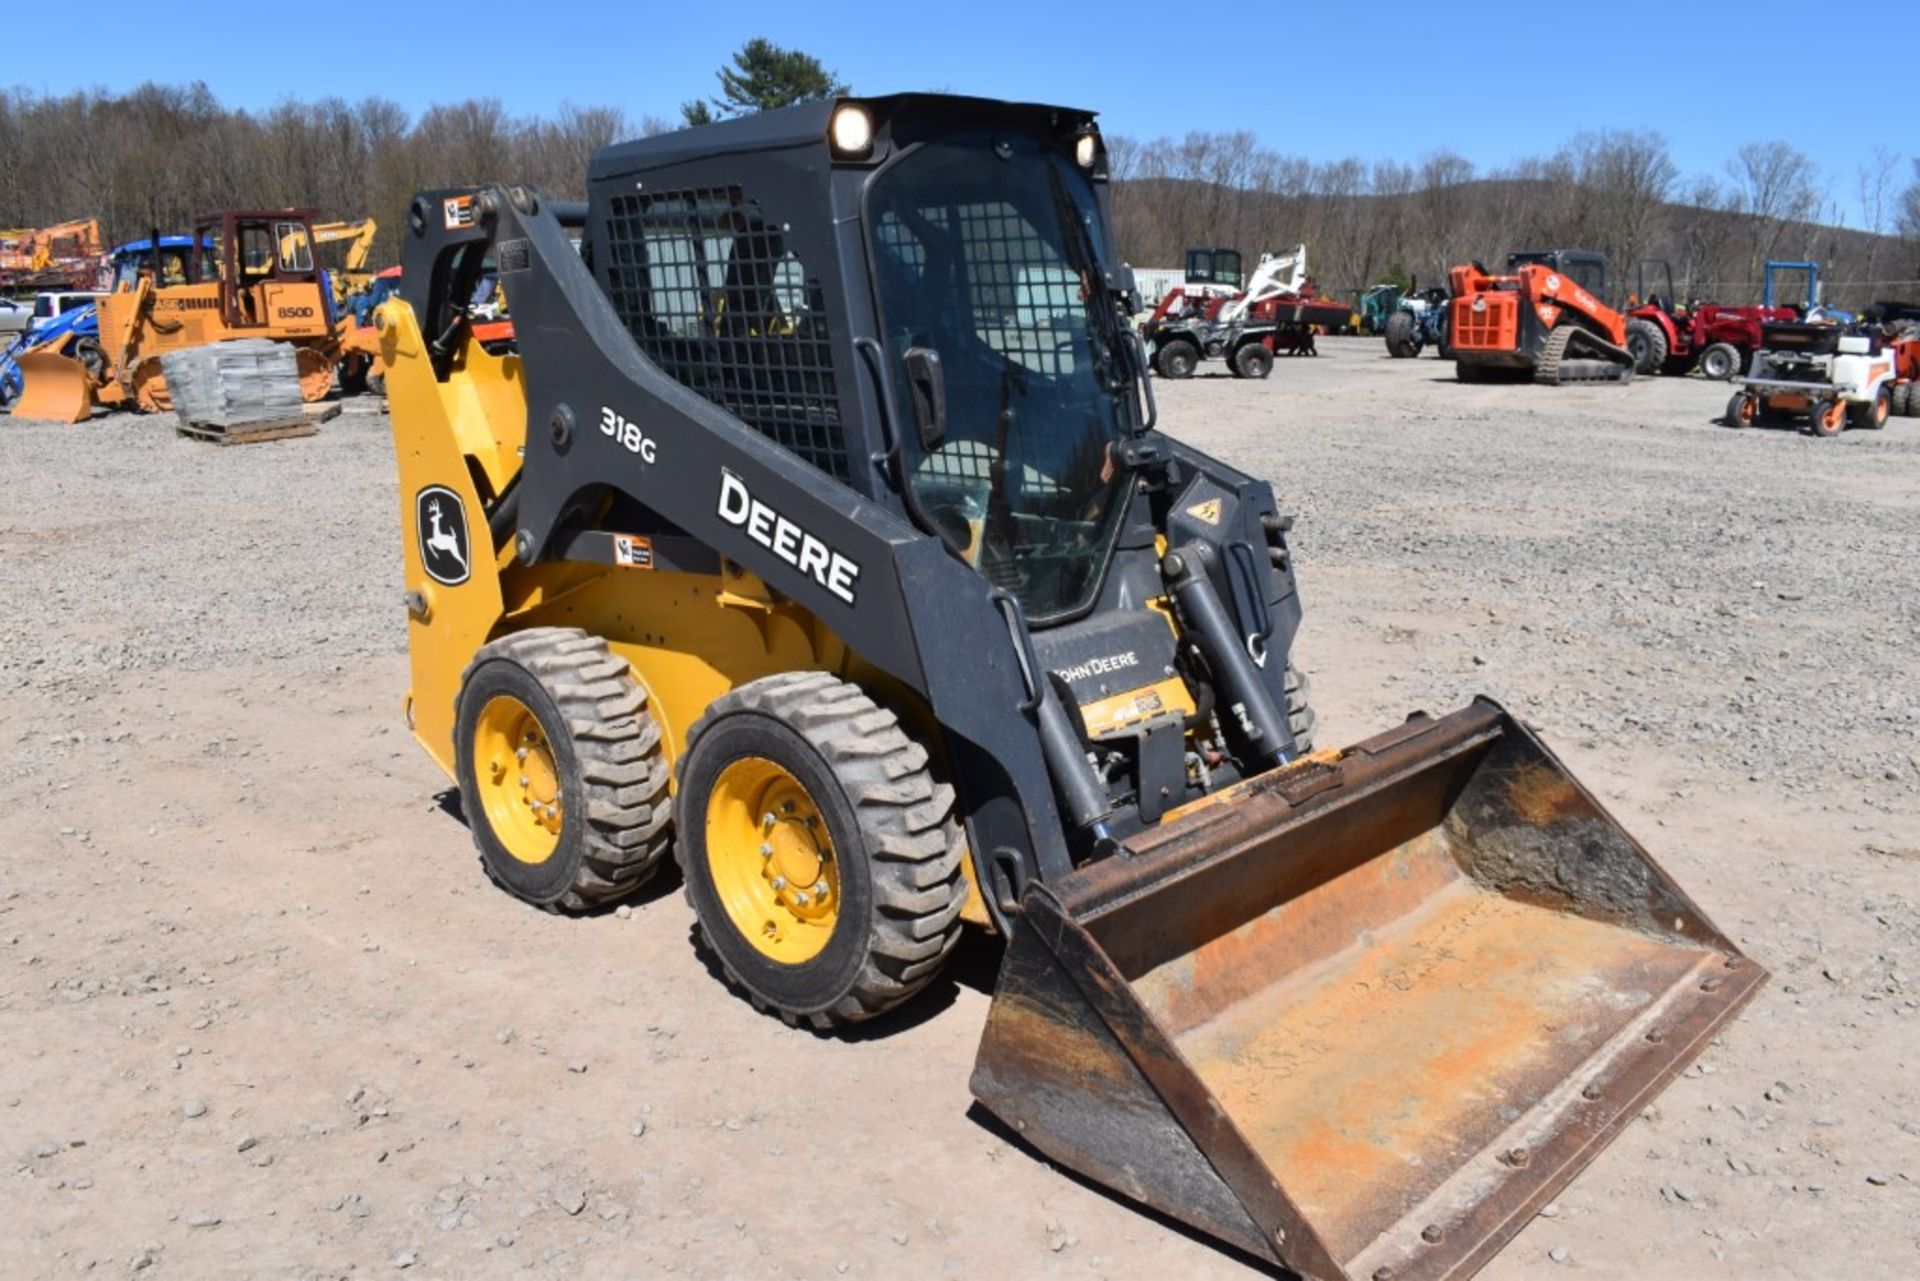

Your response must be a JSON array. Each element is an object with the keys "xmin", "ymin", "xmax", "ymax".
[{"xmin": 379, "ymin": 95, "xmax": 1762, "ymax": 1280}]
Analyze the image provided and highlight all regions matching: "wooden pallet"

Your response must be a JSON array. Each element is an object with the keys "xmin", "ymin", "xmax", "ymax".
[{"xmin": 176, "ymin": 402, "xmax": 339, "ymax": 445}]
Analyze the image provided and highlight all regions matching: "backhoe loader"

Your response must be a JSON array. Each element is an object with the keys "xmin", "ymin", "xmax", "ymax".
[{"xmin": 379, "ymin": 95, "xmax": 1763, "ymax": 1281}]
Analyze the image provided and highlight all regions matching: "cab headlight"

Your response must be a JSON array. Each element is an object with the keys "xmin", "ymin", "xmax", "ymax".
[{"xmin": 830, "ymin": 105, "xmax": 873, "ymax": 158}]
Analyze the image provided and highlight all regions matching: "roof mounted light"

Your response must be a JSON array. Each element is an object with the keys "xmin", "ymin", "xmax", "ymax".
[
  {"xmin": 829, "ymin": 104, "xmax": 873, "ymax": 159},
  {"xmin": 1075, "ymin": 130, "xmax": 1099, "ymax": 169}
]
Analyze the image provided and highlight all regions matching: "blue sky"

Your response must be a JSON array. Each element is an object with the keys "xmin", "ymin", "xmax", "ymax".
[{"xmin": 15, "ymin": 1, "xmax": 1910, "ymax": 227}]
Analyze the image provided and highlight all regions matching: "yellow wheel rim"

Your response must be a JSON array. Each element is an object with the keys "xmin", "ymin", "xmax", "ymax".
[
  {"xmin": 472, "ymin": 694, "xmax": 563, "ymax": 865},
  {"xmin": 705, "ymin": 756, "xmax": 840, "ymax": 964}
]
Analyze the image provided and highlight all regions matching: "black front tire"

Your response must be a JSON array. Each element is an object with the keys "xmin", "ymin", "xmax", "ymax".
[
  {"xmin": 1383, "ymin": 310, "xmax": 1420, "ymax": 358},
  {"xmin": 1698, "ymin": 343, "xmax": 1740, "ymax": 381},
  {"xmin": 1232, "ymin": 342, "xmax": 1274, "ymax": 379},
  {"xmin": 1155, "ymin": 340, "xmax": 1200, "ymax": 379},
  {"xmin": 675, "ymin": 672, "xmax": 967, "ymax": 1029}
]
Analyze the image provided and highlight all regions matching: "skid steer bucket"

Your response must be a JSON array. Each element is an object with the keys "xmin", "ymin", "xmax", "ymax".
[
  {"xmin": 973, "ymin": 699, "xmax": 1763, "ymax": 1281},
  {"xmin": 11, "ymin": 350, "xmax": 96, "ymax": 423}
]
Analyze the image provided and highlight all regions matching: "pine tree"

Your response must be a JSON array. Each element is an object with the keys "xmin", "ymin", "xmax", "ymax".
[{"xmin": 680, "ymin": 39, "xmax": 848, "ymax": 127}]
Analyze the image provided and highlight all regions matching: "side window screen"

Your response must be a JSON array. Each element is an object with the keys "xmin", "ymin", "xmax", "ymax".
[{"xmin": 603, "ymin": 187, "xmax": 846, "ymax": 480}]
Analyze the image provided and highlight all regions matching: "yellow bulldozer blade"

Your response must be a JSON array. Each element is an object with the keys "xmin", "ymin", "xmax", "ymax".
[
  {"xmin": 11, "ymin": 350, "xmax": 95, "ymax": 423},
  {"xmin": 972, "ymin": 699, "xmax": 1764, "ymax": 1281}
]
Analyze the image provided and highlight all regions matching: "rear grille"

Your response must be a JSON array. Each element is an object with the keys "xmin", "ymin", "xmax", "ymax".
[{"xmin": 1452, "ymin": 293, "xmax": 1517, "ymax": 352}]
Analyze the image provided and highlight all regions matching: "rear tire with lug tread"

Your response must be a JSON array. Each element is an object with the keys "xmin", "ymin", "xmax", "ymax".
[
  {"xmin": 454, "ymin": 628, "xmax": 670, "ymax": 911},
  {"xmin": 1625, "ymin": 317, "xmax": 1668, "ymax": 375},
  {"xmin": 1892, "ymin": 381, "xmax": 1912, "ymax": 417},
  {"xmin": 676, "ymin": 671, "xmax": 967, "ymax": 1029}
]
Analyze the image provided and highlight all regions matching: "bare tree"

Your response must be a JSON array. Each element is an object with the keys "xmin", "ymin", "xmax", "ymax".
[
  {"xmin": 1726, "ymin": 141, "xmax": 1819, "ymax": 284},
  {"xmin": 1576, "ymin": 129, "xmax": 1677, "ymax": 281},
  {"xmin": 1414, "ymin": 151, "xmax": 1476, "ymax": 274},
  {"xmin": 1858, "ymin": 146, "xmax": 1900, "ymax": 289}
]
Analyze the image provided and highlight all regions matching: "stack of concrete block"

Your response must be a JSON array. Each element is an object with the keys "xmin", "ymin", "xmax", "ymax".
[{"xmin": 161, "ymin": 340, "xmax": 304, "ymax": 428}]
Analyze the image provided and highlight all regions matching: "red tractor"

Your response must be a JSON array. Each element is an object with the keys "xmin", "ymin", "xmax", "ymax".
[{"xmin": 1625, "ymin": 260, "xmax": 1812, "ymax": 380}]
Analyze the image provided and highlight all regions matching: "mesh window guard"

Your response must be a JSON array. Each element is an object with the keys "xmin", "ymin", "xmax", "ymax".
[{"xmin": 603, "ymin": 187, "xmax": 848, "ymax": 480}]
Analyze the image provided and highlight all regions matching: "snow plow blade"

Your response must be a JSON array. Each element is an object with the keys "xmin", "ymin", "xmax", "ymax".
[
  {"xmin": 972, "ymin": 699, "xmax": 1764, "ymax": 1281},
  {"xmin": 11, "ymin": 351, "xmax": 95, "ymax": 422}
]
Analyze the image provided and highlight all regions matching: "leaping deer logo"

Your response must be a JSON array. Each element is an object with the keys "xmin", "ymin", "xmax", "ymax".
[
  {"xmin": 417, "ymin": 487, "xmax": 470, "ymax": 585},
  {"xmin": 425, "ymin": 498, "xmax": 467, "ymax": 573}
]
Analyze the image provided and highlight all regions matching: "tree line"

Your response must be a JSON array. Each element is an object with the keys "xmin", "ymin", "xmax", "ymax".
[
  {"xmin": 4, "ymin": 81, "xmax": 1917, "ymax": 309},
  {"xmin": 1107, "ymin": 131, "xmax": 1920, "ymax": 308}
]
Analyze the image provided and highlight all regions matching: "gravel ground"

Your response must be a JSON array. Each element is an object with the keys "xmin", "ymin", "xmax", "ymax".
[{"xmin": 2, "ymin": 342, "xmax": 1916, "ymax": 1280}]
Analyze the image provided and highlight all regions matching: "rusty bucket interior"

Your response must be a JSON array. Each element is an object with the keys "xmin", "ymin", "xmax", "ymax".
[
  {"xmin": 11, "ymin": 350, "xmax": 95, "ymax": 423},
  {"xmin": 972, "ymin": 700, "xmax": 1764, "ymax": 1281}
]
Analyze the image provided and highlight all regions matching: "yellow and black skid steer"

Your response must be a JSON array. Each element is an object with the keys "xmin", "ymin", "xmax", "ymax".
[{"xmin": 378, "ymin": 95, "xmax": 1764, "ymax": 1280}]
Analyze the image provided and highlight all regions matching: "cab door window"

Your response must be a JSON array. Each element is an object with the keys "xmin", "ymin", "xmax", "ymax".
[{"xmin": 276, "ymin": 222, "xmax": 314, "ymax": 274}]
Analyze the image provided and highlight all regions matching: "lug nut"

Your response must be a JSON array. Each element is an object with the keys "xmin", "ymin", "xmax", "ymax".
[
  {"xmin": 771, "ymin": 876, "xmax": 787, "ymax": 891},
  {"xmin": 516, "ymin": 746, "xmax": 528, "ymax": 761},
  {"xmin": 760, "ymin": 842, "xmax": 774, "ymax": 857},
  {"xmin": 763, "ymin": 812, "xmax": 776, "ymax": 829},
  {"xmin": 813, "ymin": 880, "xmax": 829, "ymax": 896},
  {"xmin": 518, "ymin": 775, "xmax": 529, "ymax": 788},
  {"xmin": 793, "ymin": 891, "xmax": 809, "ymax": 907}
]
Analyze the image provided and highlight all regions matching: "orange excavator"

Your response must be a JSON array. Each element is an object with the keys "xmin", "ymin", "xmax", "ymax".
[
  {"xmin": 13, "ymin": 208, "xmax": 378, "ymax": 421},
  {"xmin": 1448, "ymin": 249, "xmax": 1636, "ymax": 385}
]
